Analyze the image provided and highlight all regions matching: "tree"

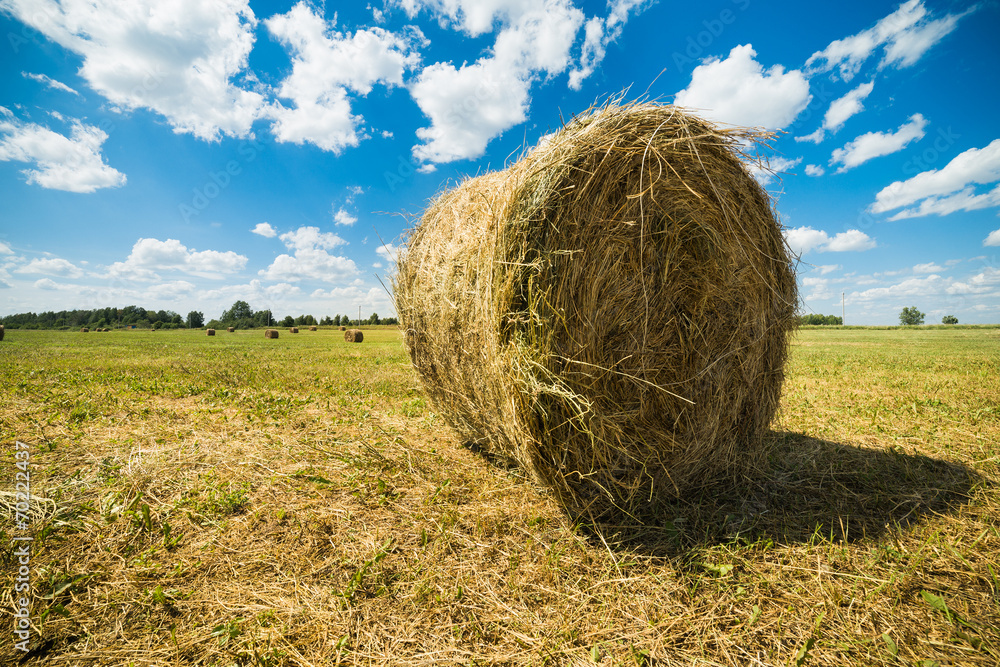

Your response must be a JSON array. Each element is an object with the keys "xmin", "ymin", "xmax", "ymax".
[
  {"xmin": 187, "ymin": 311, "xmax": 204, "ymax": 328},
  {"xmin": 333, "ymin": 315, "xmax": 341, "ymax": 326},
  {"xmin": 321, "ymin": 316, "xmax": 333, "ymax": 325},
  {"xmin": 899, "ymin": 306, "xmax": 925, "ymax": 326},
  {"xmin": 369, "ymin": 312, "xmax": 380, "ymax": 325},
  {"xmin": 942, "ymin": 315, "xmax": 958, "ymax": 324},
  {"xmin": 281, "ymin": 315, "xmax": 295, "ymax": 327},
  {"xmin": 221, "ymin": 300, "xmax": 253, "ymax": 323}
]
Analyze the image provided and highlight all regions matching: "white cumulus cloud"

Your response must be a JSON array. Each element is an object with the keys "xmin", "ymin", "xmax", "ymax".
[
  {"xmin": 259, "ymin": 226, "xmax": 357, "ymax": 283},
  {"xmin": 805, "ymin": 164, "xmax": 825, "ymax": 176},
  {"xmin": 265, "ymin": 2, "xmax": 422, "ymax": 153},
  {"xmin": 784, "ymin": 226, "xmax": 876, "ymax": 256},
  {"xmin": 871, "ymin": 139, "xmax": 1000, "ymax": 219},
  {"xmin": 806, "ymin": 0, "xmax": 971, "ymax": 81},
  {"xmin": 568, "ymin": 0, "xmax": 650, "ymax": 90},
  {"xmin": 251, "ymin": 222, "xmax": 277, "ymax": 238},
  {"xmin": 408, "ymin": 0, "xmax": 584, "ymax": 164},
  {"xmin": 985, "ymin": 229, "xmax": 1000, "ymax": 247},
  {"xmin": 333, "ymin": 209, "xmax": 358, "ymax": 226},
  {"xmin": 674, "ymin": 44, "xmax": 811, "ymax": 129},
  {"xmin": 15, "ymin": 257, "xmax": 84, "ymax": 277},
  {"xmin": 824, "ymin": 80, "xmax": 875, "ymax": 133},
  {"xmin": 0, "ymin": 0, "xmax": 265, "ymax": 141},
  {"xmin": 108, "ymin": 238, "xmax": 247, "ymax": 281},
  {"xmin": 830, "ymin": 113, "xmax": 926, "ymax": 172},
  {"xmin": 0, "ymin": 107, "xmax": 125, "ymax": 192}
]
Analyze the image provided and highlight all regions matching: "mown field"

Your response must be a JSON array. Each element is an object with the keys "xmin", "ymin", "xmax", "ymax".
[{"xmin": 1, "ymin": 326, "xmax": 998, "ymax": 666}]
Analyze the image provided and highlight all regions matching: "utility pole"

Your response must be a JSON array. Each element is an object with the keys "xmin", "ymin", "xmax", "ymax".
[
  {"xmin": 842, "ymin": 292, "xmax": 845, "ymax": 326},
  {"xmin": 358, "ymin": 305, "xmax": 361, "ymax": 327}
]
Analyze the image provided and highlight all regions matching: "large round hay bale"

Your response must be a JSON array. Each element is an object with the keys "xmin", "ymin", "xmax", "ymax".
[
  {"xmin": 309, "ymin": 325, "xmax": 318, "ymax": 331},
  {"xmin": 227, "ymin": 327, "xmax": 235, "ymax": 333},
  {"xmin": 344, "ymin": 329, "xmax": 363, "ymax": 343},
  {"xmin": 0, "ymin": 324, "xmax": 5, "ymax": 341},
  {"xmin": 265, "ymin": 329, "xmax": 279, "ymax": 339},
  {"xmin": 340, "ymin": 326, "xmax": 347, "ymax": 331},
  {"xmin": 206, "ymin": 329, "xmax": 216, "ymax": 336},
  {"xmin": 395, "ymin": 102, "xmax": 797, "ymax": 521},
  {"xmin": 290, "ymin": 327, "xmax": 299, "ymax": 333},
  {"xmin": 81, "ymin": 327, "xmax": 89, "ymax": 333}
]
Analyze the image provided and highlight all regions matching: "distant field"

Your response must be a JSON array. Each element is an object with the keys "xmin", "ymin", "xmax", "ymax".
[{"xmin": 1, "ymin": 327, "xmax": 997, "ymax": 665}]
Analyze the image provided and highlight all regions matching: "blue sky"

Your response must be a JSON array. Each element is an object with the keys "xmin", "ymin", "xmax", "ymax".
[{"xmin": 1, "ymin": 0, "xmax": 998, "ymax": 324}]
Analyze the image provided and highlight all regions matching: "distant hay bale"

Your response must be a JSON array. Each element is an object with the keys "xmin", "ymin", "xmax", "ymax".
[
  {"xmin": 265, "ymin": 329, "xmax": 279, "ymax": 339},
  {"xmin": 290, "ymin": 327, "xmax": 299, "ymax": 333},
  {"xmin": 394, "ymin": 101, "xmax": 797, "ymax": 521},
  {"xmin": 227, "ymin": 327, "xmax": 235, "ymax": 333},
  {"xmin": 309, "ymin": 325, "xmax": 318, "ymax": 331},
  {"xmin": 81, "ymin": 327, "xmax": 89, "ymax": 333},
  {"xmin": 206, "ymin": 329, "xmax": 216, "ymax": 336},
  {"xmin": 0, "ymin": 324, "xmax": 5, "ymax": 341},
  {"xmin": 344, "ymin": 329, "xmax": 363, "ymax": 343},
  {"xmin": 340, "ymin": 326, "xmax": 346, "ymax": 331}
]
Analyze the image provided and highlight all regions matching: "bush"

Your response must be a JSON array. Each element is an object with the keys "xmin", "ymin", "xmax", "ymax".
[{"xmin": 942, "ymin": 315, "xmax": 958, "ymax": 324}]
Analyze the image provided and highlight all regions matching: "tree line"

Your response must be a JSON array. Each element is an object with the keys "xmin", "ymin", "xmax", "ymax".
[{"xmin": 1, "ymin": 301, "xmax": 398, "ymax": 330}]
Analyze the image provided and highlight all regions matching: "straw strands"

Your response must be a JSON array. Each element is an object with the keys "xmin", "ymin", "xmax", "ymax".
[{"xmin": 395, "ymin": 101, "xmax": 797, "ymax": 521}]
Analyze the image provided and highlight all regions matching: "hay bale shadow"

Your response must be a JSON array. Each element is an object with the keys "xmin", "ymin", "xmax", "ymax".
[
  {"xmin": 462, "ymin": 431, "xmax": 985, "ymax": 556},
  {"xmin": 577, "ymin": 431, "xmax": 986, "ymax": 556}
]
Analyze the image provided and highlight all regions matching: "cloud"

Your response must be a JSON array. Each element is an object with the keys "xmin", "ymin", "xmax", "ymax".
[
  {"xmin": 265, "ymin": 2, "xmax": 422, "ymax": 152},
  {"xmin": 806, "ymin": 1, "xmax": 971, "ymax": 81},
  {"xmin": 408, "ymin": 0, "xmax": 584, "ymax": 164},
  {"xmin": 823, "ymin": 80, "xmax": 874, "ymax": 133},
  {"xmin": 673, "ymin": 44, "xmax": 811, "ymax": 129},
  {"xmin": 830, "ymin": 113, "xmax": 926, "ymax": 172},
  {"xmin": 258, "ymin": 226, "xmax": 357, "ymax": 282},
  {"xmin": 0, "ymin": 0, "xmax": 264, "ymax": 141},
  {"xmin": 801, "ymin": 276, "xmax": 833, "ymax": 300},
  {"xmin": 882, "ymin": 186, "xmax": 1000, "ymax": 221},
  {"xmin": 23, "ymin": 72, "xmax": 79, "ymax": 96},
  {"xmin": 824, "ymin": 229, "xmax": 878, "ymax": 252},
  {"xmin": 796, "ymin": 129, "xmax": 825, "ymax": 144},
  {"xmin": 748, "ymin": 156, "xmax": 801, "ymax": 186},
  {"xmin": 871, "ymin": 139, "xmax": 1000, "ymax": 219},
  {"xmin": 568, "ymin": 0, "xmax": 651, "ymax": 90},
  {"xmin": 851, "ymin": 274, "xmax": 947, "ymax": 301},
  {"xmin": 805, "ymin": 164, "xmax": 825, "ymax": 176},
  {"xmin": 251, "ymin": 222, "xmax": 277, "ymax": 238},
  {"xmin": 0, "ymin": 108, "xmax": 125, "ymax": 192},
  {"xmin": 15, "ymin": 257, "xmax": 84, "ymax": 277},
  {"xmin": 947, "ymin": 267, "xmax": 1000, "ymax": 295},
  {"xmin": 985, "ymin": 229, "xmax": 1000, "ymax": 247},
  {"xmin": 815, "ymin": 264, "xmax": 841, "ymax": 275},
  {"xmin": 333, "ymin": 208, "xmax": 358, "ymax": 226},
  {"xmin": 913, "ymin": 262, "xmax": 944, "ymax": 274},
  {"xmin": 278, "ymin": 226, "xmax": 347, "ymax": 252},
  {"xmin": 784, "ymin": 226, "xmax": 876, "ymax": 255},
  {"xmin": 108, "ymin": 238, "xmax": 247, "ymax": 281},
  {"xmin": 376, "ymin": 242, "xmax": 400, "ymax": 264},
  {"xmin": 0, "ymin": 241, "xmax": 14, "ymax": 254}
]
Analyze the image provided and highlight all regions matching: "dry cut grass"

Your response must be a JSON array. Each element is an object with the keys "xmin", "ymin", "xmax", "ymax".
[{"xmin": 0, "ymin": 326, "xmax": 998, "ymax": 666}]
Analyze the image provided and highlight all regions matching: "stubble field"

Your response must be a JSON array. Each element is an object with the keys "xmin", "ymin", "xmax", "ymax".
[{"xmin": 1, "ymin": 325, "xmax": 998, "ymax": 665}]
